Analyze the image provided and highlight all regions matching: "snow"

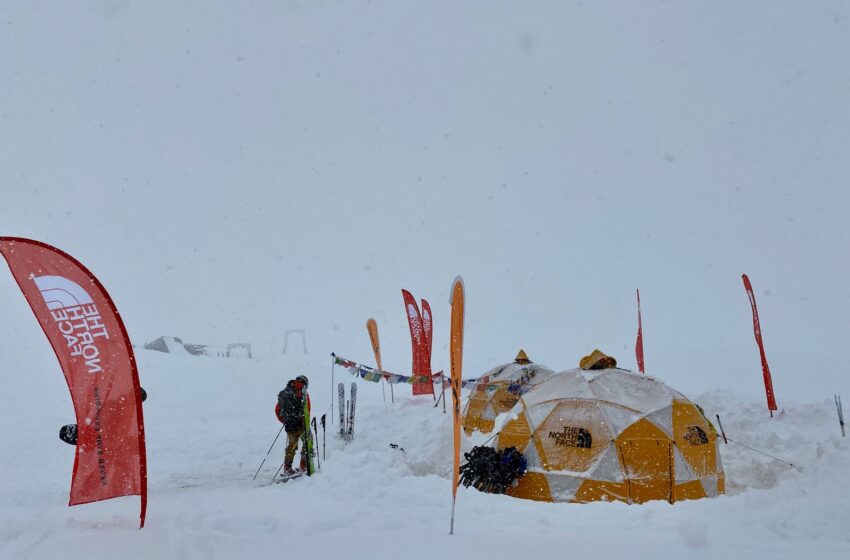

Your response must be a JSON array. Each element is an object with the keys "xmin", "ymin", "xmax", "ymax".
[
  {"xmin": 1, "ymin": 350, "xmax": 847, "ymax": 559},
  {"xmin": 1, "ymin": 0, "xmax": 849, "ymax": 557}
]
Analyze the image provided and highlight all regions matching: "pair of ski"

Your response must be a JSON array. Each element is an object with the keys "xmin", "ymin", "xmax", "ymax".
[{"xmin": 338, "ymin": 382, "xmax": 357, "ymax": 441}]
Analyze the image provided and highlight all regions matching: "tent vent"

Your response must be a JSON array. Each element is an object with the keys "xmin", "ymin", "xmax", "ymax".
[{"xmin": 683, "ymin": 426, "xmax": 708, "ymax": 446}]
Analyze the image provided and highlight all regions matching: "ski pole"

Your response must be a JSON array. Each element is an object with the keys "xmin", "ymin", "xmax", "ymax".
[
  {"xmin": 321, "ymin": 414, "xmax": 326, "ymax": 460},
  {"xmin": 433, "ymin": 387, "xmax": 444, "ymax": 408},
  {"xmin": 253, "ymin": 424, "xmax": 285, "ymax": 480},
  {"xmin": 312, "ymin": 417, "xmax": 321, "ymax": 469},
  {"xmin": 271, "ymin": 460, "xmax": 285, "ymax": 483},
  {"xmin": 837, "ymin": 394, "xmax": 845, "ymax": 437},
  {"xmin": 715, "ymin": 414, "xmax": 728, "ymax": 444}
]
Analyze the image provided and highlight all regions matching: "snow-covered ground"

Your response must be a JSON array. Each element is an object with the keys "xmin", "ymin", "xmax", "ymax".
[
  {"xmin": 1, "ymin": 349, "xmax": 846, "ymax": 559},
  {"xmin": 2, "ymin": 1, "xmax": 850, "ymax": 558}
]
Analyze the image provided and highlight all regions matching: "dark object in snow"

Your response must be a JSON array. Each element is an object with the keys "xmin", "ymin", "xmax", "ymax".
[
  {"xmin": 836, "ymin": 394, "xmax": 845, "ymax": 437},
  {"xmin": 59, "ymin": 424, "xmax": 77, "ymax": 446},
  {"xmin": 458, "ymin": 446, "xmax": 527, "ymax": 494},
  {"xmin": 389, "ymin": 443, "xmax": 405, "ymax": 452},
  {"xmin": 320, "ymin": 414, "xmax": 326, "ymax": 460}
]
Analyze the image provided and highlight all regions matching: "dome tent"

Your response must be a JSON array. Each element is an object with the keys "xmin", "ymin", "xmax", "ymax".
[
  {"xmin": 462, "ymin": 350, "xmax": 555, "ymax": 435},
  {"xmin": 494, "ymin": 364, "xmax": 725, "ymax": 504}
]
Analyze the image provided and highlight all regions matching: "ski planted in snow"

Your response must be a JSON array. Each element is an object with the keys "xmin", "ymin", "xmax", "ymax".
[
  {"xmin": 346, "ymin": 382, "xmax": 357, "ymax": 441},
  {"xmin": 338, "ymin": 382, "xmax": 345, "ymax": 437},
  {"xmin": 312, "ymin": 417, "xmax": 321, "ymax": 469},
  {"xmin": 302, "ymin": 396, "xmax": 316, "ymax": 476},
  {"xmin": 837, "ymin": 394, "xmax": 845, "ymax": 437}
]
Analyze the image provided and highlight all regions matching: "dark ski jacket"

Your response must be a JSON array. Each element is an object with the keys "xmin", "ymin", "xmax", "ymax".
[{"xmin": 276, "ymin": 380, "xmax": 310, "ymax": 432}]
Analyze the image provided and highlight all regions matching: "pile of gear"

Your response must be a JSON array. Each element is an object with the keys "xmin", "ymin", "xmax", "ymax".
[{"xmin": 458, "ymin": 445, "xmax": 527, "ymax": 494}]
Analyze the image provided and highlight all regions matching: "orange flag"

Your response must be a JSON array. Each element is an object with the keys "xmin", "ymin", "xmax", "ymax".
[
  {"xmin": 366, "ymin": 318, "xmax": 383, "ymax": 372},
  {"xmin": 449, "ymin": 276, "xmax": 465, "ymax": 535}
]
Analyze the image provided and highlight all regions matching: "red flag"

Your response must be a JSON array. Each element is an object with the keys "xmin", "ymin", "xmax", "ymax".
[
  {"xmin": 402, "ymin": 289, "xmax": 434, "ymax": 396},
  {"xmin": 421, "ymin": 299, "xmax": 433, "ymax": 363},
  {"xmin": 635, "ymin": 289, "xmax": 645, "ymax": 373},
  {"xmin": 742, "ymin": 274, "xmax": 778, "ymax": 413},
  {"xmin": 0, "ymin": 237, "xmax": 148, "ymax": 528},
  {"xmin": 449, "ymin": 276, "xmax": 465, "ymax": 535}
]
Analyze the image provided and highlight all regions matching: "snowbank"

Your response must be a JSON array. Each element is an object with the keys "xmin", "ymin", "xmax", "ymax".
[{"xmin": 0, "ymin": 350, "xmax": 847, "ymax": 559}]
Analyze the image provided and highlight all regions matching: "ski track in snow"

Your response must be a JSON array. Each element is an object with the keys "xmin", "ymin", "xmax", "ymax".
[{"xmin": 1, "ymin": 351, "xmax": 848, "ymax": 559}]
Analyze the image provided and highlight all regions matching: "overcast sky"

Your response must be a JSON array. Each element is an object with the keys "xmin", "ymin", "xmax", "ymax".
[{"xmin": 2, "ymin": 1, "xmax": 849, "ymax": 401}]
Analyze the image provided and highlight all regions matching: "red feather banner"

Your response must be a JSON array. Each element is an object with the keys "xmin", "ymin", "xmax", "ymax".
[
  {"xmin": 742, "ymin": 274, "xmax": 778, "ymax": 413},
  {"xmin": 0, "ymin": 237, "xmax": 147, "ymax": 528}
]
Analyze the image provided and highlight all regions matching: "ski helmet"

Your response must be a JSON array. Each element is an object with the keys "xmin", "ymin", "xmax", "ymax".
[{"xmin": 296, "ymin": 374, "xmax": 309, "ymax": 388}]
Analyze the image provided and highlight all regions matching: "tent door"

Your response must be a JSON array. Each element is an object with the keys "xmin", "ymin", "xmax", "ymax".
[{"xmin": 618, "ymin": 439, "xmax": 673, "ymax": 504}]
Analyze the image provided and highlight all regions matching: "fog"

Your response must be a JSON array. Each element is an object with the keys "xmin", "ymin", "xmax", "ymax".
[{"xmin": 2, "ymin": 1, "xmax": 849, "ymax": 401}]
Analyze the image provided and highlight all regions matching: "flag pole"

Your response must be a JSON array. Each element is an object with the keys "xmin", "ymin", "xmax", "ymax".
[{"xmin": 330, "ymin": 353, "xmax": 335, "ymax": 425}]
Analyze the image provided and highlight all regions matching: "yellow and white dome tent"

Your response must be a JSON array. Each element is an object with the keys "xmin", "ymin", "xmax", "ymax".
[
  {"xmin": 462, "ymin": 350, "xmax": 555, "ymax": 435},
  {"xmin": 494, "ymin": 353, "xmax": 724, "ymax": 504}
]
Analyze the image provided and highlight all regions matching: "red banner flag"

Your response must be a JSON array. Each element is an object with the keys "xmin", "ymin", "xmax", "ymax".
[
  {"xmin": 449, "ymin": 276, "xmax": 465, "ymax": 535},
  {"xmin": 421, "ymin": 299, "xmax": 433, "ymax": 362},
  {"xmin": 402, "ymin": 289, "xmax": 434, "ymax": 396},
  {"xmin": 742, "ymin": 274, "xmax": 778, "ymax": 413},
  {"xmin": 635, "ymin": 289, "xmax": 645, "ymax": 373},
  {"xmin": 0, "ymin": 237, "xmax": 148, "ymax": 527}
]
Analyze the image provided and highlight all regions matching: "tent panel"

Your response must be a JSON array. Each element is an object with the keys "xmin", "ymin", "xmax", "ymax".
[
  {"xmin": 675, "ymin": 480, "xmax": 708, "ymax": 502},
  {"xmin": 534, "ymin": 401, "xmax": 611, "ymax": 472},
  {"xmin": 644, "ymin": 406, "xmax": 674, "ymax": 439},
  {"xmin": 587, "ymin": 442, "xmax": 625, "ymax": 482},
  {"xmin": 617, "ymin": 436, "xmax": 673, "ymax": 504},
  {"xmin": 545, "ymin": 473, "xmax": 584, "ymax": 502},
  {"xmin": 490, "ymin": 387, "xmax": 522, "ymax": 416},
  {"xmin": 671, "ymin": 401, "xmax": 718, "ymax": 478},
  {"xmin": 506, "ymin": 472, "xmax": 552, "ymax": 502},
  {"xmin": 497, "ymin": 412, "xmax": 532, "ymax": 451},
  {"xmin": 521, "ymin": 369, "xmax": 594, "ymax": 408},
  {"xmin": 573, "ymin": 479, "xmax": 630, "ymax": 504},
  {"xmin": 461, "ymin": 390, "xmax": 491, "ymax": 434},
  {"xmin": 596, "ymin": 402, "xmax": 644, "ymax": 437},
  {"xmin": 673, "ymin": 445, "xmax": 696, "ymax": 483},
  {"xmin": 589, "ymin": 370, "xmax": 680, "ymax": 414},
  {"xmin": 699, "ymin": 475, "xmax": 719, "ymax": 498}
]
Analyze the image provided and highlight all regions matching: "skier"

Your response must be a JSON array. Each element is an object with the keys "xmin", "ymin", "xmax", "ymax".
[{"xmin": 275, "ymin": 375, "xmax": 311, "ymax": 476}]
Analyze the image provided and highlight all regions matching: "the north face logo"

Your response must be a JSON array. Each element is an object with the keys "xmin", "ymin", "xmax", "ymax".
[
  {"xmin": 32, "ymin": 275, "xmax": 109, "ymax": 373},
  {"xmin": 33, "ymin": 275, "xmax": 94, "ymax": 310}
]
